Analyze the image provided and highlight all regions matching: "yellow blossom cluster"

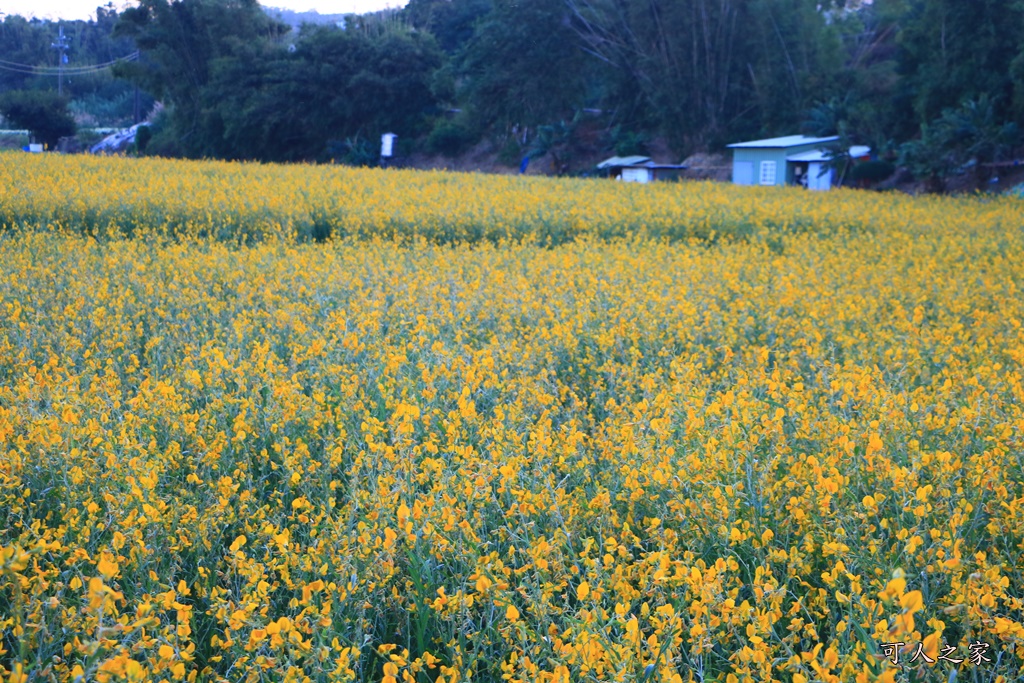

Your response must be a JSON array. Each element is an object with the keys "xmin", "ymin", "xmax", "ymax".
[
  {"xmin": 0, "ymin": 152, "xmax": 1023, "ymax": 683},
  {"xmin": 2, "ymin": 152, "xmax": 1021, "ymax": 245}
]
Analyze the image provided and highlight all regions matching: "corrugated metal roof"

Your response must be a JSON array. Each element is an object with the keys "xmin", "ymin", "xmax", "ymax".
[
  {"xmin": 786, "ymin": 150, "xmax": 832, "ymax": 162},
  {"xmin": 727, "ymin": 135, "xmax": 839, "ymax": 149},
  {"xmin": 788, "ymin": 146, "xmax": 872, "ymax": 162},
  {"xmin": 597, "ymin": 155, "xmax": 651, "ymax": 169},
  {"xmin": 638, "ymin": 162, "xmax": 688, "ymax": 169}
]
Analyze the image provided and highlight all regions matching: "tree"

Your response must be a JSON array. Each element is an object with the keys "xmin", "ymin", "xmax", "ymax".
[
  {"xmin": 200, "ymin": 22, "xmax": 443, "ymax": 162},
  {"xmin": 113, "ymin": 0, "xmax": 289, "ymax": 156},
  {"xmin": 112, "ymin": 0, "xmax": 442, "ymax": 161},
  {"xmin": 458, "ymin": 0, "xmax": 587, "ymax": 132},
  {"xmin": 565, "ymin": 0, "xmax": 846, "ymax": 151},
  {"xmin": 895, "ymin": 0, "xmax": 1024, "ymax": 128},
  {"xmin": 0, "ymin": 15, "xmax": 52, "ymax": 92},
  {"xmin": 0, "ymin": 89, "xmax": 76, "ymax": 148},
  {"xmin": 899, "ymin": 95, "xmax": 1020, "ymax": 192},
  {"xmin": 403, "ymin": 0, "xmax": 492, "ymax": 55},
  {"xmin": 0, "ymin": 9, "xmax": 140, "ymax": 126},
  {"xmin": 803, "ymin": 1, "xmax": 909, "ymax": 150}
]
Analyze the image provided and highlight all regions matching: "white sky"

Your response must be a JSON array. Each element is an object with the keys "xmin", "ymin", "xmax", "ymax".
[{"xmin": 0, "ymin": 0, "xmax": 405, "ymax": 22}]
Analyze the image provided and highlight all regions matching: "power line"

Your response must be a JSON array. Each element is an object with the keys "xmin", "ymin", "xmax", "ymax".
[
  {"xmin": 0, "ymin": 23, "xmax": 139, "ymax": 86},
  {"xmin": 0, "ymin": 51, "xmax": 139, "ymax": 76},
  {"xmin": 0, "ymin": 52, "xmax": 140, "ymax": 70}
]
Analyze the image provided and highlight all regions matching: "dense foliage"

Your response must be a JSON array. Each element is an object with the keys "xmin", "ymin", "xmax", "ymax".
[
  {"xmin": 0, "ymin": 7, "xmax": 142, "ymax": 126},
  {"xmin": 5, "ymin": 0, "xmax": 1024, "ymax": 178},
  {"xmin": 0, "ymin": 90, "xmax": 76, "ymax": 147},
  {"xmin": 1, "ymin": 154, "xmax": 1023, "ymax": 683}
]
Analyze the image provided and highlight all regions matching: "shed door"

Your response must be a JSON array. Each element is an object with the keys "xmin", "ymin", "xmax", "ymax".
[
  {"xmin": 807, "ymin": 162, "xmax": 832, "ymax": 191},
  {"xmin": 759, "ymin": 160, "xmax": 777, "ymax": 185},
  {"xmin": 622, "ymin": 167, "xmax": 650, "ymax": 183},
  {"xmin": 733, "ymin": 161, "xmax": 754, "ymax": 185}
]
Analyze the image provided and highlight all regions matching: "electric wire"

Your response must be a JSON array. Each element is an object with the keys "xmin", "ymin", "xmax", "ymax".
[
  {"xmin": 0, "ymin": 51, "xmax": 139, "ymax": 75},
  {"xmin": 0, "ymin": 52, "xmax": 139, "ymax": 69}
]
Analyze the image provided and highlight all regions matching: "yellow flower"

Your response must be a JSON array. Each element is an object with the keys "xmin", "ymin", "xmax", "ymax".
[
  {"xmin": 96, "ymin": 553, "xmax": 118, "ymax": 580},
  {"xmin": 900, "ymin": 590, "xmax": 924, "ymax": 614},
  {"xmin": 2, "ymin": 151, "xmax": 1022, "ymax": 683}
]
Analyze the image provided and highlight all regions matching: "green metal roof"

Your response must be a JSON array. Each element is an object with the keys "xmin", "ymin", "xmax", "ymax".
[{"xmin": 727, "ymin": 135, "xmax": 839, "ymax": 149}]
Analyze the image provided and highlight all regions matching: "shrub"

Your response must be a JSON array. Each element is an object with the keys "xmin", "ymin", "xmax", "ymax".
[
  {"xmin": 135, "ymin": 125, "xmax": 153, "ymax": 154},
  {"xmin": 0, "ymin": 90, "xmax": 76, "ymax": 149},
  {"xmin": 847, "ymin": 159, "xmax": 895, "ymax": 183},
  {"xmin": 427, "ymin": 119, "xmax": 475, "ymax": 157},
  {"xmin": 497, "ymin": 136, "xmax": 524, "ymax": 166},
  {"xmin": 610, "ymin": 125, "xmax": 648, "ymax": 156},
  {"xmin": 325, "ymin": 135, "xmax": 380, "ymax": 167}
]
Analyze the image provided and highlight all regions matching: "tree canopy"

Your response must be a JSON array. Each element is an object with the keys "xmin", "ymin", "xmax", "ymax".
[
  {"xmin": 0, "ymin": 89, "xmax": 76, "ymax": 147},
  {"xmin": 0, "ymin": 7, "xmax": 140, "ymax": 126},
  {"xmin": 2, "ymin": 0, "xmax": 1023, "ymax": 186}
]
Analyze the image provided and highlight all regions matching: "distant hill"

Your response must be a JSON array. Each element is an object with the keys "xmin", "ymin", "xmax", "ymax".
[{"xmin": 262, "ymin": 6, "xmax": 350, "ymax": 28}]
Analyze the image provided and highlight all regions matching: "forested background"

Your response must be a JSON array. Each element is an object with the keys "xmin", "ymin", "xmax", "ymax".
[{"xmin": 2, "ymin": 0, "xmax": 1024, "ymax": 187}]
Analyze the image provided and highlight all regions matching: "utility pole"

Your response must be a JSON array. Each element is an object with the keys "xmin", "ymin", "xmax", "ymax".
[{"xmin": 51, "ymin": 25, "xmax": 69, "ymax": 96}]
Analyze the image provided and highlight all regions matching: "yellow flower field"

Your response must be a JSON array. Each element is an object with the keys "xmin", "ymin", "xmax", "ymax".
[
  {"xmin": 1, "ymin": 152, "xmax": 1019, "ymax": 244},
  {"xmin": 0, "ymin": 153, "xmax": 1023, "ymax": 683}
]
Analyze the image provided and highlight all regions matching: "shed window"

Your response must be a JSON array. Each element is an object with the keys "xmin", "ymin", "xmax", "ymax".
[{"xmin": 759, "ymin": 160, "xmax": 777, "ymax": 185}]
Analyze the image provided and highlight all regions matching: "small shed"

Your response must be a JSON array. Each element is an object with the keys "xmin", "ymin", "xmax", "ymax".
[
  {"xmin": 727, "ymin": 135, "xmax": 839, "ymax": 186},
  {"xmin": 597, "ymin": 156, "xmax": 688, "ymax": 183},
  {"xmin": 786, "ymin": 149, "xmax": 834, "ymax": 191}
]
